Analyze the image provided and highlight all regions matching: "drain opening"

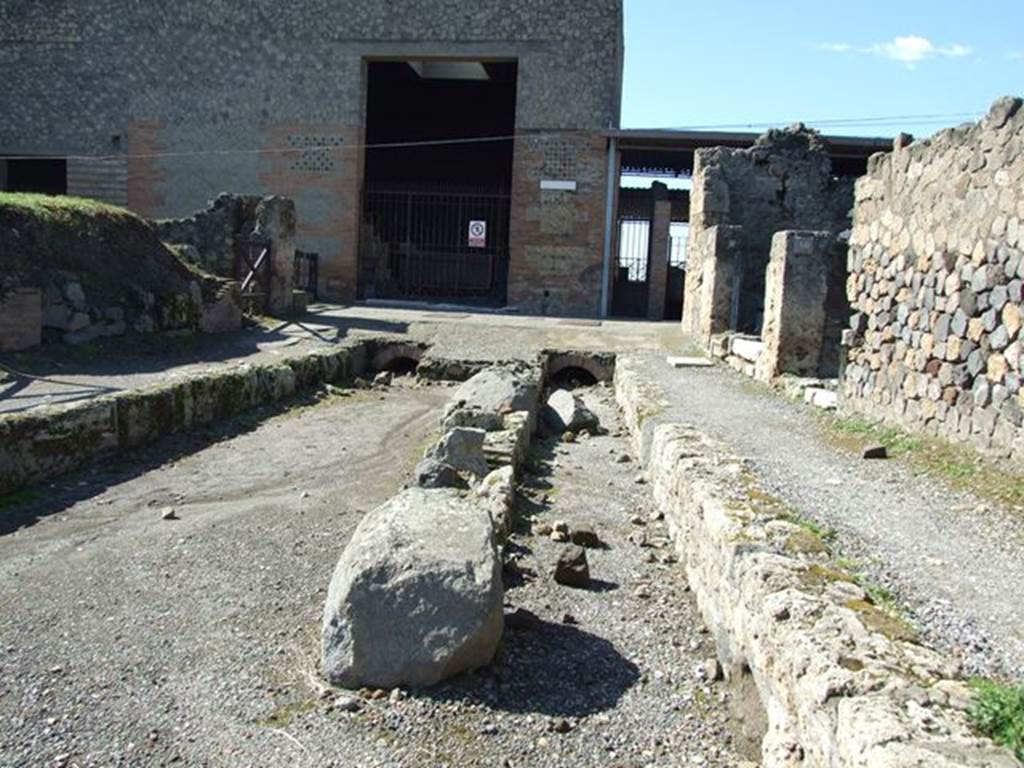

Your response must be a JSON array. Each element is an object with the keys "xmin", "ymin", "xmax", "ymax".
[{"xmin": 549, "ymin": 366, "xmax": 598, "ymax": 390}]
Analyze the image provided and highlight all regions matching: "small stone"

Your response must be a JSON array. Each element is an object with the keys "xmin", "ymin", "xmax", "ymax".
[
  {"xmin": 549, "ymin": 530, "xmax": 570, "ymax": 543},
  {"xmin": 550, "ymin": 718, "xmax": 573, "ymax": 734},
  {"xmin": 161, "ymin": 507, "xmax": 178, "ymax": 520},
  {"xmin": 553, "ymin": 545, "xmax": 590, "ymax": 588},
  {"xmin": 562, "ymin": 431, "xmax": 577, "ymax": 443},
  {"xmin": 561, "ymin": 612, "xmax": 578, "ymax": 625},
  {"xmin": 332, "ymin": 695, "xmax": 361, "ymax": 712},
  {"xmin": 373, "ymin": 371, "xmax": 392, "ymax": 387},
  {"xmin": 862, "ymin": 444, "xmax": 888, "ymax": 460},
  {"xmin": 389, "ymin": 688, "xmax": 405, "ymax": 703},
  {"xmin": 694, "ymin": 658, "xmax": 723, "ymax": 682},
  {"xmin": 615, "ymin": 453, "xmax": 632, "ymax": 464},
  {"xmin": 533, "ymin": 522, "xmax": 553, "ymax": 536},
  {"xmin": 630, "ymin": 514, "xmax": 646, "ymax": 526}
]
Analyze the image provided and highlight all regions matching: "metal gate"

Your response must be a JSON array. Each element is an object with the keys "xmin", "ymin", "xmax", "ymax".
[
  {"xmin": 610, "ymin": 192, "xmax": 652, "ymax": 318},
  {"xmin": 359, "ymin": 186, "xmax": 511, "ymax": 303}
]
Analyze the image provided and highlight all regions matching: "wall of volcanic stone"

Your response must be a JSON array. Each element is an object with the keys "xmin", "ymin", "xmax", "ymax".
[{"xmin": 842, "ymin": 96, "xmax": 1024, "ymax": 457}]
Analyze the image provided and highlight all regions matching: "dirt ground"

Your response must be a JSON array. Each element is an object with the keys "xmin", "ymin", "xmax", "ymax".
[{"xmin": 0, "ymin": 379, "xmax": 745, "ymax": 768}]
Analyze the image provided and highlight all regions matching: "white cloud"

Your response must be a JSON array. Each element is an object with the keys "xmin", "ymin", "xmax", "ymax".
[
  {"xmin": 1009, "ymin": 51, "xmax": 1024, "ymax": 60},
  {"xmin": 819, "ymin": 35, "xmax": 972, "ymax": 66}
]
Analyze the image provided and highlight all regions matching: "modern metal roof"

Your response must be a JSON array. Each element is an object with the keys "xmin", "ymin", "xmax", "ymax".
[{"xmin": 606, "ymin": 128, "xmax": 893, "ymax": 177}]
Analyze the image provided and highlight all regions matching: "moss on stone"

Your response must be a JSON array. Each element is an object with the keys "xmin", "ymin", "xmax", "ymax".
[
  {"xmin": 844, "ymin": 599, "xmax": 918, "ymax": 643},
  {"xmin": 785, "ymin": 529, "xmax": 831, "ymax": 556}
]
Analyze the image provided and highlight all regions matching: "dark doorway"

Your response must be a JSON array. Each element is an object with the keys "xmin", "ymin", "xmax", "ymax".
[
  {"xmin": 610, "ymin": 189, "xmax": 651, "ymax": 318},
  {"xmin": 359, "ymin": 60, "xmax": 517, "ymax": 305},
  {"xmin": 2, "ymin": 158, "xmax": 67, "ymax": 195}
]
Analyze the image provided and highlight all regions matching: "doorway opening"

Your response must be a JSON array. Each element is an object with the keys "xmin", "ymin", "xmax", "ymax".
[
  {"xmin": 1, "ymin": 158, "xmax": 67, "ymax": 195},
  {"xmin": 359, "ymin": 60, "xmax": 518, "ymax": 305}
]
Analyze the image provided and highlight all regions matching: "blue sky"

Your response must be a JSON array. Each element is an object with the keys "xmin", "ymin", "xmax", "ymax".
[{"xmin": 622, "ymin": 0, "xmax": 1024, "ymax": 138}]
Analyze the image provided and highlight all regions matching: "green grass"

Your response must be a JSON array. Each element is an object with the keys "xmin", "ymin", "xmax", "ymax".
[
  {"xmin": 826, "ymin": 415, "xmax": 1024, "ymax": 509},
  {"xmin": 969, "ymin": 679, "xmax": 1024, "ymax": 761},
  {"xmin": 0, "ymin": 192, "xmax": 132, "ymax": 221}
]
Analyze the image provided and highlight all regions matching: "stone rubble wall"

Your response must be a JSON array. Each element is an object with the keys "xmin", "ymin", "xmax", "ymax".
[
  {"xmin": 614, "ymin": 355, "xmax": 1016, "ymax": 768},
  {"xmin": 683, "ymin": 126, "xmax": 853, "ymax": 338},
  {"xmin": 155, "ymin": 193, "xmax": 297, "ymax": 315},
  {"xmin": 36, "ymin": 269, "xmax": 242, "ymax": 346},
  {"xmin": 0, "ymin": 339, "xmax": 404, "ymax": 496},
  {"xmin": 843, "ymin": 96, "xmax": 1024, "ymax": 457}
]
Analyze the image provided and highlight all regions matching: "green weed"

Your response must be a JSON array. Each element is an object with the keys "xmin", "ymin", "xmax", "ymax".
[{"xmin": 969, "ymin": 679, "xmax": 1024, "ymax": 761}]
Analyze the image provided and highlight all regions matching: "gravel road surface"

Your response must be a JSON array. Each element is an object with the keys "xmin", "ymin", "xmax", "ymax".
[{"xmin": 0, "ymin": 379, "xmax": 750, "ymax": 767}]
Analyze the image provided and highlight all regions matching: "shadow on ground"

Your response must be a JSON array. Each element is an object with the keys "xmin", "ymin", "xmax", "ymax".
[{"xmin": 425, "ymin": 617, "xmax": 640, "ymax": 717}]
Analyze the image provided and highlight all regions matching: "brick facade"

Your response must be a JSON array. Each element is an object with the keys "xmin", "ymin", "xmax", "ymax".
[{"xmin": 1, "ymin": 1, "xmax": 623, "ymax": 314}]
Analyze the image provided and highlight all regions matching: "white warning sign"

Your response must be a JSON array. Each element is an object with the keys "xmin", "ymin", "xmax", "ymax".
[{"xmin": 468, "ymin": 220, "xmax": 487, "ymax": 248}]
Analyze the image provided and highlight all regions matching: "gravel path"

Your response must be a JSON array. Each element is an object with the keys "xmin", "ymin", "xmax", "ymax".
[
  {"xmin": 631, "ymin": 352, "xmax": 1024, "ymax": 681},
  {"xmin": 0, "ymin": 379, "xmax": 750, "ymax": 767}
]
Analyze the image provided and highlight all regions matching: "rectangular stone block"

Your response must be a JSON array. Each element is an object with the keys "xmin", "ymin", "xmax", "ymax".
[
  {"xmin": 756, "ymin": 231, "xmax": 833, "ymax": 382},
  {"xmin": 0, "ymin": 289, "xmax": 42, "ymax": 352},
  {"xmin": 682, "ymin": 225, "xmax": 743, "ymax": 346}
]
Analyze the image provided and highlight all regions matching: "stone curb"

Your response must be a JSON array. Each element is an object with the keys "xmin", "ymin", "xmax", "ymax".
[
  {"xmin": 614, "ymin": 355, "xmax": 1016, "ymax": 768},
  {"xmin": 0, "ymin": 338, "xmax": 423, "ymax": 497}
]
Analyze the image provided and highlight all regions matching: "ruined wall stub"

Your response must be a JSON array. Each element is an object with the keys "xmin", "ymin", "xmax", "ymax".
[
  {"xmin": 682, "ymin": 225, "xmax": 743, "ymax": 346},
  {"xmin": 646, "ymin": 182, "xmax": 672, "ymax": 321},
  {"xmin": 843, "ymin": 96, "xmax": 1024, "ymax": 458},
  {"xmin": 684, "ymin": 126, "xmax": 853, "ymax": 336},
  {"xmin": 757, "ymin": 231, "xmax": 833, "ymax": 382},
  {"xmin": 1, "ymin": 1, "xmax": 623, "ymax": 311}
]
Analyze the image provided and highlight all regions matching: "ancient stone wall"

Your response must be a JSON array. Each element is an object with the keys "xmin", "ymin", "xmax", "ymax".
[
  {"xmin": 843, "ymin": 96, "xmax": 1024, "ymax": 457},
  {"xmin": 683, "ymin": 127, "xmax": 854, "ymax": 336},
  {"xmin": 614, "ymin": 356, "xmax": 1017, "ymax": 767},
  {"xmin": 0, "ymin": 339, "xmax": 385, "ymax": 495},
  {"xmin": 156, "ymin": 193, "xmax": 297, "ymax": 314},
  {"xmin": 0, "ymin": 196, "xmax": 243, "ymax": 347}
]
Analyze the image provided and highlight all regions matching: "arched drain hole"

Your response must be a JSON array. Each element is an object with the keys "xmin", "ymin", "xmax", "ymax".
[
  {"xmin": 383, "ymin": 356, "xmax": 420, "ymax": 376},
  {"xmin": 549, "ymin": 365, "xmax": 598, "ymax": 390}
]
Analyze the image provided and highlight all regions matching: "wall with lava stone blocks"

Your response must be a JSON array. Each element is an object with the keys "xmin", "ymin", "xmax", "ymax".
[{"xmin": 842, "ymin": 96, "xmax": 1024, "ymax": 457}]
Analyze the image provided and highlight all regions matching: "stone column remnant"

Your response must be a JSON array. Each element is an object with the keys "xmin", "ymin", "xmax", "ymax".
[
  {"xmin": 694, "ymin": 225, "xmax": 743, "ymax": 346},
  {"xmin": 647, "ymin": 182, "xmax": 673, "ymax": 321},
  {"xmin": 757, "ymin": 230, "xmax": 833, "ymax": 382},
  {"xmin": 253, "ymin": 196, "xmax": 297, "ymax": 316}
]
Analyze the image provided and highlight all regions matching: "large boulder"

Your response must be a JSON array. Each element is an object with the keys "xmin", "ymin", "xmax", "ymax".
[
  {"xmin": 542, "ymin": 389, "xmax": 599, "ymax": 435},
  {"xmin": 321, "ymin": 488, "xmax": 504, "ymax": 689},
  {"xmin": 442, "ymin": 366, "xmax": 539, "ymax": 431}
]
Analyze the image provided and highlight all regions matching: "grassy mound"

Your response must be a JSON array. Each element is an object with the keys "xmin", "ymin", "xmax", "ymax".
[{"xmin": 0, "ymin": 193, "xmax": 226, "ymax": 304}]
